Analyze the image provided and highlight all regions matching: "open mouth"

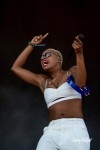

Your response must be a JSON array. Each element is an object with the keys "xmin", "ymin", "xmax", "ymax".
[{"xmin": 41, "ymin": 59, "xmax": 49, "ymax": 67}]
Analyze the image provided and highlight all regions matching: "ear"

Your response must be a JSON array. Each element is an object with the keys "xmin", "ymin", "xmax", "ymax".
[{"xmin": 57, "ymin": 56, "xmax": 61, "ymax": 62}]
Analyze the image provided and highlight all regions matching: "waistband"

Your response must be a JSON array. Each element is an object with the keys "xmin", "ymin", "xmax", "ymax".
[{"xmin": 49, "ymin": 118, "xmax": 84, "ymax": 125}]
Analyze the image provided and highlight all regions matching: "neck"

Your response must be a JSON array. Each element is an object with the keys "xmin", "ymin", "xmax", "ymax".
[{"xmin": 49, "ymin": 69, "xmax": 62, "ymax": 79}]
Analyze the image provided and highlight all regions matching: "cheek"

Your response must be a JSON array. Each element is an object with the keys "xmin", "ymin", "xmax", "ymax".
[
  {"xmin": 50, "ymin": 59, "xmax": 58, "ymax": 66},
  {"xmin": 52, "ymin": 56, "xmax": 58, "ymax": 62},
  {"xmin": 51, "ymin": 54, "xmax": 57, "ymax": 60}
]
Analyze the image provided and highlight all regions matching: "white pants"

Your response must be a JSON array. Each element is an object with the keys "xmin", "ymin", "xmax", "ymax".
[{"xmin": 36, "ymin": 118, "xmax": 90, "ymax": 150}]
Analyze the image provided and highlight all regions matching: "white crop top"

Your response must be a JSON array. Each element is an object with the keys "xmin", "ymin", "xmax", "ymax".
[{"xmin": 44, "ymin": 72, "xmax": 82, "ymax": 108}]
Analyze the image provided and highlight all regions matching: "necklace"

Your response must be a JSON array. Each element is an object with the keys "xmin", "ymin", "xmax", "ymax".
[
  {"xmin": 48, "ymin": 70, "xmax": 62, "ymax": 84},
  {"xmin": 48, "ymin": 77, "xmax": 58, "ymax": 84}
]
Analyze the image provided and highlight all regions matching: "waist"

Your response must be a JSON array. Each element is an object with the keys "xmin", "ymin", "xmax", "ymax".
[{"xmin": 48, "ymin": 99, "xmax": 83, "ymax": 121}]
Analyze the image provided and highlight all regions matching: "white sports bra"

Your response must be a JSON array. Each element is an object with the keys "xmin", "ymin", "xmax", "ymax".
[{"xmin": 44, "ymin": 71, "xmax": 82, "ymax": 108}]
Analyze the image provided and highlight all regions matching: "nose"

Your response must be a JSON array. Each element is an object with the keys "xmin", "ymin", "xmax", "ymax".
[{"xmin": 41, "ymin": 58, "xmax": 47, "ymax": 62}]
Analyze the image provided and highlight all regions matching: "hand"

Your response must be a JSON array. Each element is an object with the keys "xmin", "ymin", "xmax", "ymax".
[
  {"xmin": 72, "ymin": 36, "xmax": 83, "ymax": 54},
  {"xmin": 31, "ymin": 33, "xmax": 49, "ymax": 45}
]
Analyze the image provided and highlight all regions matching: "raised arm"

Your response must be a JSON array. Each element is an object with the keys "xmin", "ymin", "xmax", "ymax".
[
  {"xmin": 11, "ymin": 33, "xmax": 49, "ymax": 88},
  {"xmin": 70, "ymin": 36, "xmax": 87, "ymax": 87}
]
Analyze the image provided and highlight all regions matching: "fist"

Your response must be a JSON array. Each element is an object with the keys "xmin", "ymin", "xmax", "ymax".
[{"xmin": 72, "ymin": 36, "xmax": 83, "ymax": 54}]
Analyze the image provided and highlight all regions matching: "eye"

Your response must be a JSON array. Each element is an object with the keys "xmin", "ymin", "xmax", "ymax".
[
  {"xmin": 41, "ymin": 53, "xmax": 46, "ymax": 59},
  {"xmin": 46, "ymin": 51, "xmax": 51, "ymax": 57},
  {"xmin": 41, "ymin": 51, "xmax": 51, "ymax": 59}
]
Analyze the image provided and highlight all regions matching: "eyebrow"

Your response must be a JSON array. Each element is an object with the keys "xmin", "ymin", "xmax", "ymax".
[{"xmin": 42, "ymin": 51, "xmax": 50, "ymax": 55}]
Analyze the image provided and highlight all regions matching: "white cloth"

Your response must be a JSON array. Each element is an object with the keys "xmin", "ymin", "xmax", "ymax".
[
  {"xmin": 36, "ymin": 118, "xmax": 90, "ymax": 150},
  {"xmin": 44, "ymin": 82, "xmax": 82, "ymax": 108}
]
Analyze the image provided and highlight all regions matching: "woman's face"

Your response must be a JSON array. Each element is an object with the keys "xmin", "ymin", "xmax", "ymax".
[{"xmin": 41, "ymin": 49, "xmax": 59, "ymax": 70}]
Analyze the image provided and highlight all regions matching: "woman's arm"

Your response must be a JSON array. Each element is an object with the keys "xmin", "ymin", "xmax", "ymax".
[
  {"xmin": 11, "ymin": 33, "xmax": 49, "ymax": 88},
  {"xmin": 70, "ymin": 36, "xmax": 87, "ymax": 87}
]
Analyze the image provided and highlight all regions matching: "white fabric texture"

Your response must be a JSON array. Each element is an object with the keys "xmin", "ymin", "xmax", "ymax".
[
  {"xmin": 44, "ymin": 82, "xmax": 82, "ymax": 108},
  {"xmin": 36, "ymin": 118, "xmax": 90, "ymax": 150}
]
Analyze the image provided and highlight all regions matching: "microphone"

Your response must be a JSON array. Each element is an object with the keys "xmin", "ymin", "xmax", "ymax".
[
  {"xmin": 77, "ymin": 34, "xmax": 85, "ymax": 39},
  {"xmin": 68, "ymin": 34, "xmax": 85, "ymax": 58}
]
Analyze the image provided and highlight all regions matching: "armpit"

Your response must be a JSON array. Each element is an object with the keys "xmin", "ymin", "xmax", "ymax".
[{"xmin": 69, "ymin": 65, "xmax": 77, "ymax": 79}]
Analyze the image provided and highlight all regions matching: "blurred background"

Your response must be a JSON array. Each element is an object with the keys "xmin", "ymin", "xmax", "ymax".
[{"xmin": 0, "ymin": 0, "xmax": 100, "ymax": 149}]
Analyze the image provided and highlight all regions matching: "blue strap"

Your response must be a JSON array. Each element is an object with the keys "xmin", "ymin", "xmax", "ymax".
[{"xmin": 67, "ymin": 76, "xmax": 90, "ymax": 96}]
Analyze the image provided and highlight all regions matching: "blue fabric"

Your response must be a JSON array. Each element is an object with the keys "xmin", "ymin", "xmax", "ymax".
[{"xmin": 67, "ymin": 76, "xmax": 90, "ymax": 96}]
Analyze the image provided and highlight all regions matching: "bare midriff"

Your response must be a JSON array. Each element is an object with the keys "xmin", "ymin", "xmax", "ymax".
[{"xmin": 48, "ymin": 99, "xmax": 83, "ymax": 121}]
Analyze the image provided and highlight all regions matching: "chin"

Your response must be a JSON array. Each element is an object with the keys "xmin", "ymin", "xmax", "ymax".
[
  {"xmin": 42, "ymin": 67, "xmax": 50, "ymax": 71},
  {"xmin": 42, "ymin": 65, "xmax": 52, "ymax": 71}
]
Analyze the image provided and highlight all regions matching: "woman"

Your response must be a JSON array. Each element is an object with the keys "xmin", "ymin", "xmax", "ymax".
[{"xmin": 11, "ymin": 33, "xmax": 90, "ymax": 150}]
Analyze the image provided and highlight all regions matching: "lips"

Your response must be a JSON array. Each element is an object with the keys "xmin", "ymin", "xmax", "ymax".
[{"xmin": 41, "ymin": 59, "xmax": 49, "ymax": 67}]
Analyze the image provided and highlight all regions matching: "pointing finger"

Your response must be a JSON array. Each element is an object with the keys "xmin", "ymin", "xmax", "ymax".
[{"xmin": 42, "ymin": 33, "xmax": 49, "ymax": 39}]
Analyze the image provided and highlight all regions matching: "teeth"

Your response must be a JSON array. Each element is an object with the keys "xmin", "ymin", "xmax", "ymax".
[
  {"xmin": 43, "ymin": 63, "xmax": 48, "ymax": 67},
  {"xmin": 42, "ymin": 60, "xmax": 49, "ymax": 67}
]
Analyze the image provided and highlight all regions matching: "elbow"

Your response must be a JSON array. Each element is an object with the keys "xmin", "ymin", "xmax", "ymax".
[
  {"xmin": 11, "ymin": 66, "xmax": 14, "ymax": 71},
  {"xmin": 78, "ymin": 83, "xmax": 86, "ymax": 88},
  {"xmin": 11, "ymin": 66, "xmax": 13, "ymax": 71},
  {"xmin": 76, "ymin": 77, "xmax": 87, "ymax": 88},
  {"xmin": 11, "ymin": 65, "xmax": 17, "ymax": 72},
  {"xmin": 76, "ymin": 82, "xmax": 85, "ymax": 88},
  {"xmin": 11, "ymin": 65, "xmax": 15, "ymax": 71},
  {"xmin": 11, "ymin": 65, "xmax": 22, "ymax": 74},
  {"xmin": 77, "ymin": 80, "xmax": 87, "ymax": 88},
  {"xmin": 11, "ymin": 67, "xmax": 15, "ymax": 74}
]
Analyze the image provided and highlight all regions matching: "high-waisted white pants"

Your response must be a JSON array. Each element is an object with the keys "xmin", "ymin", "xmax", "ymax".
[{"xmin": 36, "ymin": 118, "xmax": 91, "ymax": 150}]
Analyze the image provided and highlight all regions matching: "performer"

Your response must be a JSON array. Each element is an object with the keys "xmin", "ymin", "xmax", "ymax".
[{"xmin": 11, "ymin": 33, "xmax": 90, "ymax": 150}]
